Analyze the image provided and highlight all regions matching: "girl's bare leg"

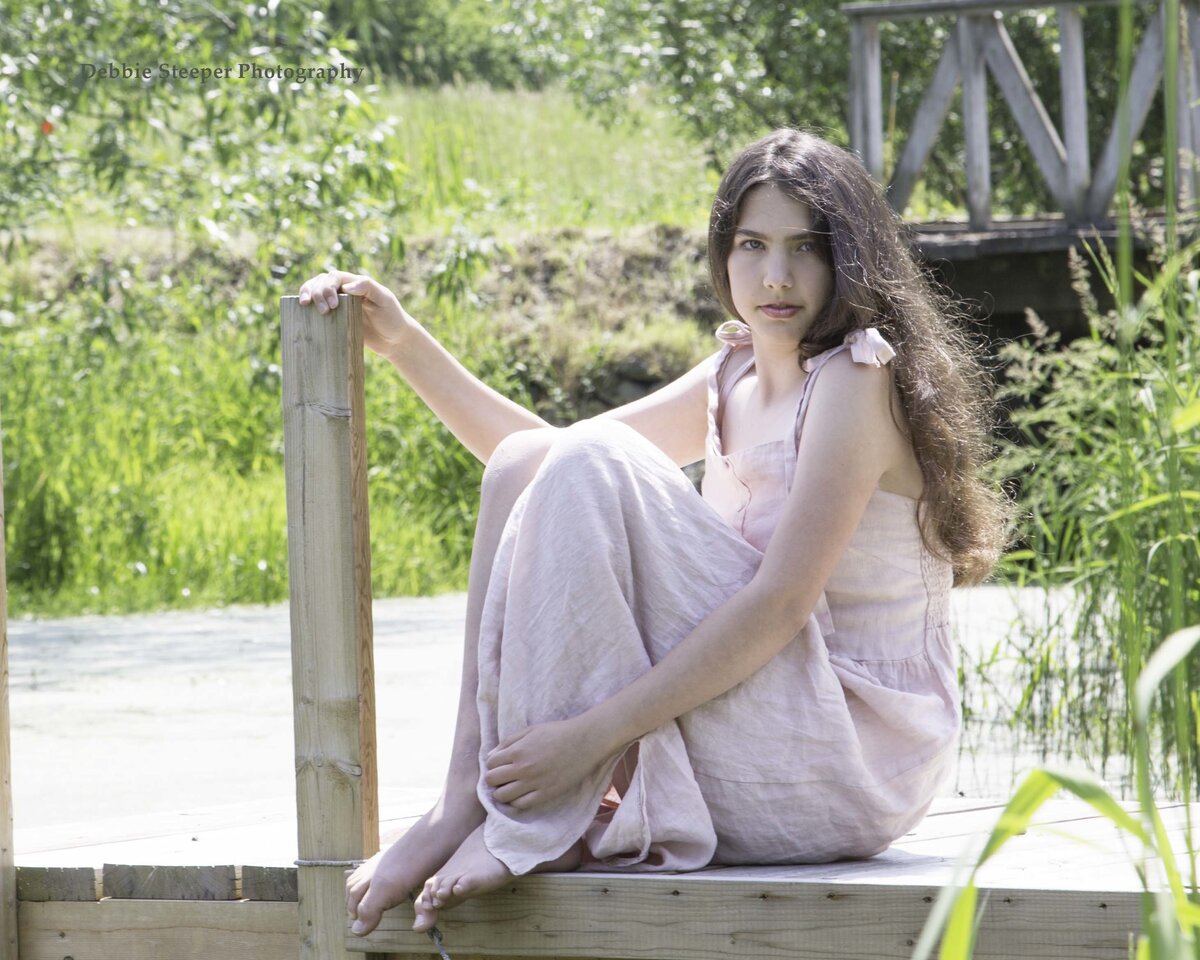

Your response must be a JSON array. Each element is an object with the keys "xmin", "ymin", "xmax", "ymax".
[{"xmin": 347, "ymin": 427, "xmax": 560, "ymax": 936}]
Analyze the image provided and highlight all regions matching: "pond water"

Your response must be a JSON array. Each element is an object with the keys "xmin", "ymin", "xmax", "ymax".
[{"xmin": 6, "ymin": 586, "xmax": 1124, "ymax": 839}]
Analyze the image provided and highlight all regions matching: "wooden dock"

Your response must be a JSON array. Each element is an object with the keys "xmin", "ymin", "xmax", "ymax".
[
  {"xmin": 7, "ymin": 298, "xmax": 1197, "ymax": 960},
  {"xmin": 13, "ymin": 794, "xmax": 1196, "ymax": 960}
]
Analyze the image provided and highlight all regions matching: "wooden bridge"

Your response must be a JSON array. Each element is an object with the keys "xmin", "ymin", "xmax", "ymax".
[
  {"xmin": 845, "ymin": 0, "xmax": 1200, "ymax": 336},
  {"xmin": 846, "ymin": 0, "xmax": 1200, "ymax": 228}
]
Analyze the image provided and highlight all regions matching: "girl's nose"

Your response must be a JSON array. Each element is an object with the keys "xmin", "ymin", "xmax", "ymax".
[{"xmin": 763, "ymin": 254, "xmax": 793, "ymax": 290}]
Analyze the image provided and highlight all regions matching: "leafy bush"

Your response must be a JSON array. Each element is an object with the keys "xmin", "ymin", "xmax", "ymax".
[{"xmin": 992, "ymin": 236, "xmax": 1200, "ymax": 796}]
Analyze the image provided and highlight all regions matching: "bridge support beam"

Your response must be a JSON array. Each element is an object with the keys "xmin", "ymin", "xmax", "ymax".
[{"xmin": 959, "ymin": 16, "xmax": 992, "ymax": 230}]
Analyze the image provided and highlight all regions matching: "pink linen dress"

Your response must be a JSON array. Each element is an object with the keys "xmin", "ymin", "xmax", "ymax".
[{"xmin": 473, "ymin": 322, "xmax": 960, "ymax": 874}]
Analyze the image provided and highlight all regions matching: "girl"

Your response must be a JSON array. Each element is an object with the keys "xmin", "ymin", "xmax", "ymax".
[{"xmin": 297, "ymin": 128, "xmax": 1007, "ymax": 938}]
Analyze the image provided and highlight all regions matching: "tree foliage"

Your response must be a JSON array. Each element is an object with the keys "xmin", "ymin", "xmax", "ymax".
[
  {"xmin": 0, "ymin": 0, "xmax": 405, "ymax": 265},
  {"xmin": 325, "ymin": 0, "xmax": 545, "ymax": 88}
]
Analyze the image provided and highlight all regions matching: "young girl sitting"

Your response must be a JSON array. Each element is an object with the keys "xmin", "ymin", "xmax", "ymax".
[{"xmin": 297, "ymin": 127, "xmax": 1007, "ymax": 938}]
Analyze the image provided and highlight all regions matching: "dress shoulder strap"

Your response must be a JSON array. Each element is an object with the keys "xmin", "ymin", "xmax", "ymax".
[
  {"xmin": 711, "ymin": 320, "xmax": 757, "ymax": 407},
  {"xmin": 787, "ymin": 327, "xmax": 897, "ymax": 480}
]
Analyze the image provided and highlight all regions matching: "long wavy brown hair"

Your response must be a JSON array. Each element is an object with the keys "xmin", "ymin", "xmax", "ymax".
[{"xmin": 708, "ymin": 128, "xmax": 1008, "ymax": 585}]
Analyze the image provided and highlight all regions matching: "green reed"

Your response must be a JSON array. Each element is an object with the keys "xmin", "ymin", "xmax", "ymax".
[
  {"xmin": 915, "ymin": 626, "xmax": 1200, "ymax": 960},
  {"xmin": 993, "ymin": 0, "xmax": 1199, "ymax": 799},
  {"xmin": 922, "ymin": 0, "xmax": 1200, "ymax": 953}
]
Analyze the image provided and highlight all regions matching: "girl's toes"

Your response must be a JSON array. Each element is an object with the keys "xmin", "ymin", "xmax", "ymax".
[
  {"xmin": 433, "ymin": 875, "xmax": 458, "ymax": 906},
  {"xmin": 412, "ymin": 884, "xmax": 440, "ymax": 932},
  {"xmin": 350, "ymin": 882, "xmax": 396, "ymax": 937}
]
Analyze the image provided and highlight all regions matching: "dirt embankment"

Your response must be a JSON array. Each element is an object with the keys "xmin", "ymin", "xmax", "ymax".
[{"xmin": 395, "ymin": 224, "xmax": 722, "ymax": 419}]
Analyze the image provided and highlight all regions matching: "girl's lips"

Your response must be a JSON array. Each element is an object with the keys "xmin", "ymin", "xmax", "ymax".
[{"xmin": 759, "ymin": 303, "xmax": 800, "ymax": 318}]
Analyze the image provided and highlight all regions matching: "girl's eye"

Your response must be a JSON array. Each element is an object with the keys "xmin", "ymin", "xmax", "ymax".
[
  {"xmin": 740, "ymin": 238, "xmax": 763, "ymax": 250},
  {"xmin": 796, "ymin": 241, "xmax": 815, "ymax": 254}
]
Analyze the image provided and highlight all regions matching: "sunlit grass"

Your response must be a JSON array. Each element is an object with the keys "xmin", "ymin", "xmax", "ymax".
[{"xmin": 374, "ymin": 84, "xmax": 717, "ymax": 236}]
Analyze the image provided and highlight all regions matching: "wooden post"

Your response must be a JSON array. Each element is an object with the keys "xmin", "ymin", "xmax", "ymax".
[
  {"xmin": 0, "ymin": 410, "xmax": 16, "ymax": 957},
  {"xmin": 1176, "ymin": 1, "xmax": 1199, "ymax": 212},
  {"xmin": 849, "ymin": 17, "xmax": 865, "ymax": 157},
  {"xmin": 959, "ymin": 14, "xmax": 992, "ymax": 229},
  {"xmin": 281, "ymin": 294, "xmax": 379, "ymax": 960},
  {"xmin": 1058, "ymin": 4, "xmax": 1091, "ymax": 221},
  {"xmin": 853, "ymin": 17, "xmax": 885, "ymax": 181}
]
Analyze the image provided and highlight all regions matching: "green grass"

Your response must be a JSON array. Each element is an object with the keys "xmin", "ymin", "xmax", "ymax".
[
  {"xmin": 0, "ymin": 82, "xmax": 721, "ymax": 618},
  {"xmin": 375, "ymin": 84, "xmax": 718, "ymax": 236}
]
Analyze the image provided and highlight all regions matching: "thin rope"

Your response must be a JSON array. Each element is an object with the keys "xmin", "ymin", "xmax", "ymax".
[
  {"xmin": 429, "ymin": 926, "xmax": 452, "ymax": 960},
  {"xmin": 410, "ymin": 891, "xmax": 453, "ymax": 960}
]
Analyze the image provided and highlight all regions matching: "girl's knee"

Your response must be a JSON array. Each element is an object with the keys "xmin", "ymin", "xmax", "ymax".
[
  {"xmin": 482, "ymin": 426, "xmax": 560, "ymax": 500},
  {"xmin": 544, "ymin": 418, "xmax": 638, "ymax": 467}
]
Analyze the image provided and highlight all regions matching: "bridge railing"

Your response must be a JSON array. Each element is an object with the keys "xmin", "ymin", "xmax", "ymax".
[{"xmin": 844, "ymin": 0, "xmax": 1200, "ymax": 229}]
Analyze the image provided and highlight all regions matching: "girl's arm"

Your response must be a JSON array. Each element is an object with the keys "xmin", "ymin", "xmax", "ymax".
[
  {"xmin": 485, "ymin": 352, "xmax": 911, "ymax": 806},
  {"xmin": 298, "ymin": 270, "xmax": 713, "ymax": 467},
  {"xmin": 299, "ymin": 271, "xmax": 549, "ymax": 463}
]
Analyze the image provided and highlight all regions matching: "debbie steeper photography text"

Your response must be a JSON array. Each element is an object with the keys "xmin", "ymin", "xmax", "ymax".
[{"xmin": 79, "ymin": 61, "xmax": 365, "ymax": 84}]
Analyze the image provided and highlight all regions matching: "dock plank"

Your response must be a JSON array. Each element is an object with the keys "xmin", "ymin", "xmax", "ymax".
[
  {"xmin": 348, "ymin": 875, "xmax": 1143, "ymax": 960},
  {"xmin": 15, "ymin": 866, "xmax": 98, "ymax": 902},
  {"xmin": 345, "ymin": 797, "xmax": 1196, "ymax": 959},
  {"xmin": 102, "ymin": 863, "xmax": 238, "ymax": 900},
  {"xmin": 19, "ymin": 899, "xmax": 297, "ymax": 960}
]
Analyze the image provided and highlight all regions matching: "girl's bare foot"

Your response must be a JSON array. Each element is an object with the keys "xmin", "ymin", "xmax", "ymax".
[
  {"xmin": 412, "ymin": 825, "xmax": 584, "ymax": 933},
  {"xmin": 347, "ymin": 797, "xmax": 485, "ymax": 936}
]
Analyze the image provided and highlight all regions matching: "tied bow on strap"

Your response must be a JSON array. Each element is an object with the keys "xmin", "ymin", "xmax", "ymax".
[
  {"xmin": 845, "ymin": 327, "xmax": 896, "ymax": 367},
  {"xmin": 715, "ymin": 319, "xmax": 754, "ymax": 345}
]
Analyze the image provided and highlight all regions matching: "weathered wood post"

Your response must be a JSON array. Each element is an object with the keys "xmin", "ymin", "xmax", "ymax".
[
  {"xmin": 281, "ymin": 294, "xmax": 379, "ymax": 960},
  {"xmin": 1175, "ymin": 0, "xmax": 1200, "ymax": 211},
  {"xmin": 849, "ymin": 14, "xmax": 884, "ymax": 181},
  {"xmin": 1058, "ymin": 4, "xmax": 1091, "ymax": 223},
  {"xmin": 958, "ymin": 14, "xmax": 992, "ymax": 230},
  {"xmin": 0, "ymin": 411, "xmax": 17, "ymax": 957}
]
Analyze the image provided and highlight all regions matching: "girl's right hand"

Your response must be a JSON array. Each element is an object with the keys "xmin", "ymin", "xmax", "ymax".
[{"xmin": 297, "ymin": 270, "xmax": 418, "ymax": 360}]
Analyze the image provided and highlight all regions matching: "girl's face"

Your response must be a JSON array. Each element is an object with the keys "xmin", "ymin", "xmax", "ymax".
[{"xmin": 726, "ymin": 184, "xmax": 833, "ymax": 346}]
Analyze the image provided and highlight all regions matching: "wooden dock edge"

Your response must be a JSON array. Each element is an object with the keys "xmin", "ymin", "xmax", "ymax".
[
  {"xmin": 18, "ymin": 899, "xmax": 299, "ymax": 960},
  {"xmin": 9, "ymin": 869, "xmax": 1148, "ymax": 960},
  {"xmin": 346, "ymin": 873, "xmax": 1144, "ymax": 960}
]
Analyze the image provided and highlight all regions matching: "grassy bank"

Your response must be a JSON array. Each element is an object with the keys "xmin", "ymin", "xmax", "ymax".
[{"xmin": 1, "ymin": 92, "xmax": 717, "ymax": 619}]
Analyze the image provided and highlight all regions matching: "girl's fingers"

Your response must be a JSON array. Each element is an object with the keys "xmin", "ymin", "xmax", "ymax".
[
  {"xmin": 296, "ymin": 271, "xmax": 374, "ymax": 310},
  {"xmin": 323, "ymin": 278, "xmax": 340, "ymax": 310},
  {"xmin": 492, "ymin": 781, "xmax": 526, "ymax": 805},
  {"xmin": 510, "ymin": 791, "xmax": 539, "ymax": 811},
  {"xmin": 493, "ymin": 729, "xmax": 526, "ymax": 753},
  {"xmin": 484, "ymin": 762, "xmax": 517, "ymax": 786},
  {"xmin": 486, "ymin": 742, "xmax": 515, "ymax": 768}
]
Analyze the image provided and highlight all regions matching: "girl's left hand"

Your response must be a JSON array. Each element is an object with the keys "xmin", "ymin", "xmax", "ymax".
[{"xmin": 483, "ymin": 716, "xmax": 614, "ymax": 811}]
